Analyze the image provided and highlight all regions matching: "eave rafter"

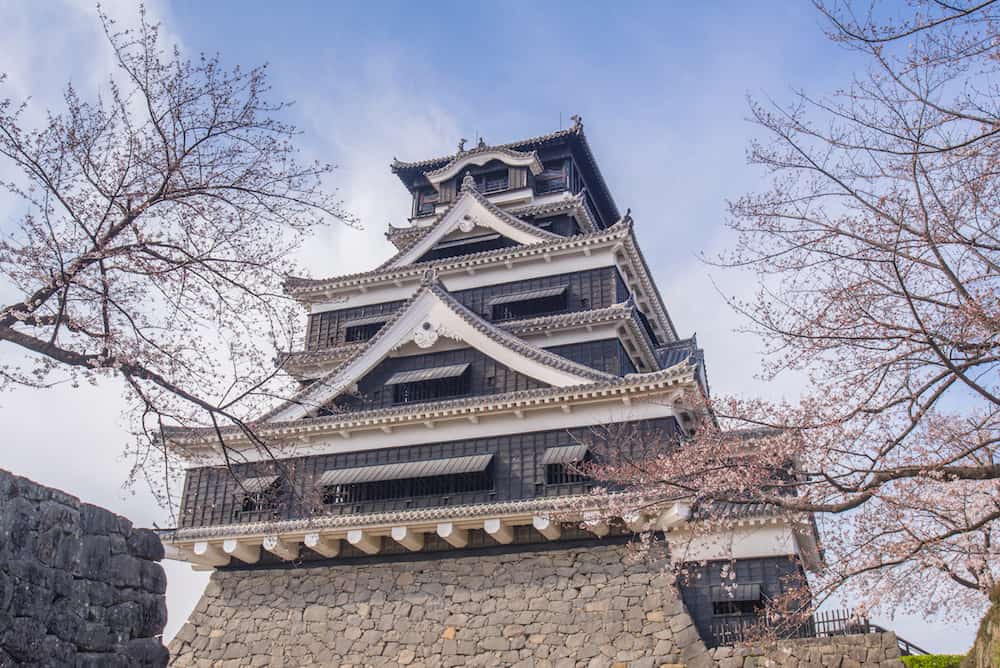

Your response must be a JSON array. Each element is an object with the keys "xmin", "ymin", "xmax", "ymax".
[
  {"xmin": 280, "ymin": 302, "xmax": 660, "ymax": 381},
  {"xmin": 285, "ymin": 217, "xmax": 677, "ymax": 344},
  {"xmin": 163, "ymin": 359, "xmax": 696, "ymax": 451}
]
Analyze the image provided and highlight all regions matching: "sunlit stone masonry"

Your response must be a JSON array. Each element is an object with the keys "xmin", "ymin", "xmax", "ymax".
[{"xmin": 159, "ymin": 120, "xmax": 858, "ymax": 665}]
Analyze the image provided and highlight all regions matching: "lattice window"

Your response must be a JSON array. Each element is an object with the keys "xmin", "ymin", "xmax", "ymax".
[
  {"xmin": 416, "ymin": 188, "xmax": 439, "ymax": 216},
  {"xmin": 711, "ymin": 584, "xmax": 764, "ymax": 617},
  {"xmin": 475, "ymin": 169, "xmax": 509, "ymax": 194},
  {"xmin": 344, "ymin": 321, "xmax": 385, "ymax": 342},
  {"xmin": 535, "ymin": 160, "xmax": 569, "ymax": 194},
  {"xmin": 491, "ymin": 288, "xmax": 568, "ymax": 322}
]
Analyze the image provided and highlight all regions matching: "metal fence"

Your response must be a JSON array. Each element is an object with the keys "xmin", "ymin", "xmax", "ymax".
[{"xmin": 708, "ymin": 610, "xmax": 929, "ymax": 655}]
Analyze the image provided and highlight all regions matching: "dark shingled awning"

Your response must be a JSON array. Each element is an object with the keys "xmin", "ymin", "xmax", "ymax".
[
  {"xmin": 541, "ymin": 445, "xmax": 589, "ymax": 465},
  {"xmin": 435, "ymin": 233, "xmax": 501, "ymax": 249},
  {"xmin": 317, "ymin": 454, "xmax": 493, "ymax": 487},
  {"xmin": 239, "ymin": 476, "xmax": 279, "ymax": 493},
  {"xmin": 384, "ymin": 363, "xmax": 470, "ymax": 386},
  {"xmin": 489, "ymin": 285, "xmax": 568, "ymax": 306},
  {"xmin": 343, "ymin": 314, "xmax": 390, "ymax": 328},
  {"xmin": 710, "ymin": 583, "xmax": 762, "ymax": 602}
]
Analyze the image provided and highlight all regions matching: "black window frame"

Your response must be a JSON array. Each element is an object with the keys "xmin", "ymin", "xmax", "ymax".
[
  {"xmin": 491, "ymin": 290, "xmax": 568, "ymax": 322},
  {"xmin": 234, "ymin": 478, "xmax": 283, "ymax": 519},
  {"xmin": 344, "ymin": 321, "xmax": 386, "ymax": 343},
  {"xmin": 415, "ymin": 188, "xmax": 440, "ymax": 216},
  {"xmin": 392, "ymin": 369, "xmax": 470, "ymax": 405},
  {"xmin": 545, "ymin": 451, "xmax": 593, "ymax": 486},
  {"xmin": 322, "ymin": 464, "xmax": 494, "ymax": 506},
  {"xmin": 474, "ymin": 169, "xmax": 509, "ymax": 194},
  {"xmin": 534, "ymin": 159, "xmax": 569, "ymax": 194}
]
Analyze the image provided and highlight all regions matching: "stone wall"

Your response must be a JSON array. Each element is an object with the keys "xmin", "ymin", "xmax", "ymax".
[
  {"xmin": 0, "ymin": 469, "xmax": 168, "ymax": 667},
  {"xmin": 169, "ymin": 542, "xmax": 712, "ymax": 668},
  {"xmin": 710, "ymin": 632, "xmax": 905, "ymax": 668}
]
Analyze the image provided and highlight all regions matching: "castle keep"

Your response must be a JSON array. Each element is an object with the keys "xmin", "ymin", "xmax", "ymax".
[{"xmin": 164, "ymin": 120, "xmax": 831, "ymax": 666}]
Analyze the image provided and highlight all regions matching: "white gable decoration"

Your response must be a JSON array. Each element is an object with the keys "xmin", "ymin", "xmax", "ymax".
[
  {"xmin": 385, "ymin": 182, "xmax": 563, "ymax": 269},
  {"xmin": 424, "ymin": 147, "xmax": 544, "ymax": 190}
]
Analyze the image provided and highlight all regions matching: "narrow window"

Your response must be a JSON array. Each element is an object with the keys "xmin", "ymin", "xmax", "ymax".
[
  {"xmin": 491, "ymin": 286, "xmax": 568, "ymax": 321},
  {"xmin": 535, "ymin": 160, "xmax": 568, "ymax": 194},
  {"xmin": 710, "ymin": 584, "xmax": 764, "ymax": 617},
  {"xmin": 542, "ymin": 445, "xmax": 592, "ymax": 485},
  {"xmin": 416, "ymin": 188, "xmax": 440, "ymax": 216},
  {"xmin": 234, "ymin": 476, "xmax": 282, "ymax": 518},
  {"xmin": 476, "ymin": 169, "xmax": 509, "ymax": 194},
  {"xmin": 344, "ymin": 321, "xmax": 386, "ymax": 342},
  {"xmin": 385, "ymin": 364, "xmax": 471, "ymax": 405},
  {"xmin": 319, "ymin": 455, "xmax": 494, "ymax": 506}
]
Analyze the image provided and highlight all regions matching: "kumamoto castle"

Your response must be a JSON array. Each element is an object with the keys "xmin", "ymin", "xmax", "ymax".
[{"xmin": 162, "ymin": 119, "xmax": 909, "ymax": 667}]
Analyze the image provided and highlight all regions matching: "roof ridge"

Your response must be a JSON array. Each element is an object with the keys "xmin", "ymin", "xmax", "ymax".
[
  {"xmin": 284, "ymin": 217, "xmax": 632, "ymax": 294},
  {"xmin": 260, "ymin": 279, "xmax": 621, "ymax": 423},
  {"xmin": 391, "ymin": 125, "xmax": 582, "ymax": 172},
  {"xmin": 374, "ymin": 183, "xmax": 563, "ymax": 271},
  {"xmin": 164, "ymin": 359, "xmax": 696, "ymax": 442}
]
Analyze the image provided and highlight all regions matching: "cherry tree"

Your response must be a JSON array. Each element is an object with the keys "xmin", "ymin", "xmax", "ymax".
[
  {"xmin": 0, "ymin": 7, "xmax": 352, "ymax": 511},
  {"xmin": 592, "ymin": 0, "xmax": 1000, "ymax": 626}
]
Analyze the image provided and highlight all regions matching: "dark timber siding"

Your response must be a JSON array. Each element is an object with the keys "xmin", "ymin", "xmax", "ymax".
[
  {"xmin": 678, "ymin": 557, "xmax": 807, "ymax": 648},
  {"xmin": 306, "ymin": 300, "xmax": 405, "ymax": 351},
  {"xmin": 178, "ymin": 417, "xmax": 680, "ymax": 530},
  {"xmin": 330, "ymin": 338, "xmax": 635, "ymax": 413},
  {"xmin": 549, "ymin": 339, "xmax": 637, "ymax": 376},
  {"xmin": 331, "ymin": 348, "xmax": 546, "ymax": 413},
  {"xmin": 304, "ymin": 268, "xmax": 630, "ymax": 351}
]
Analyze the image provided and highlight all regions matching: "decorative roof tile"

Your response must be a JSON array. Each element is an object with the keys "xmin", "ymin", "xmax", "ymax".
[
  {"xmin": 163, "ymin": 493, "xmax": 596, "ymax": 542},
  {"xmin": 164, "ymin": 358, "xmax": 697, "ymax": 445},
  {"xmin": 390, "ymin": 117, "xmax": 620, "ymax": 223},
  {"xmin": 374, "ymin": 181, "xmax": 564, "ymax": 271}
]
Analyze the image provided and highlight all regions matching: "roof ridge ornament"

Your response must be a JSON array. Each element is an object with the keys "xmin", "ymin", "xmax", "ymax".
[
  {"xmin": 457, "ymin": 138, "xmax": 467, "ymax": 152},
  {"xmin": 477, "ymin": 137, "xmax": 487, "ymax": 149},
  {"xmin": 461, "ymin": 173, "xmax": 477, "ymax": 191},
  {"xmin": 570, "ymin": 114, "xmax": 583, "ymax": 132}
]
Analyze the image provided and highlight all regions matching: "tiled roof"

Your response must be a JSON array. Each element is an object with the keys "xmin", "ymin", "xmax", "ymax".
[
  {"xmin": 374, "ymin": 179, "xmax": 564, "ymax": 271},
  {"xmin": 286, "ymin": 217, "xmax": 677, "ymax": 348},
  {"xmin": 390, "ymin": 117, "xmax": 620, "ymax": 223},
  {"xmin": 507, "ymin": 192, "xmax": 598, "ymax": 232},
  {"xmin": 690, "ymin": 501, "xmax": 784, "ymax": 522},
  {"xmin": 163, "ymin": 357, "xmax": 696, "ymax": 445},
  {"xmin": 279, "ymin": 303, "xmax": 657, "ymax": 380},
  {"xmin": 283, "ymin": 219, "xmax": 633, "ymax": 297},
  {"xmin": 163, "ymin": 493, "xmax": 596, "ymax": 542},
  {"xmin": 258, "ymin": 277, "xmax": 618, "ymax": 423},
  {"xmin": 391, "ymin": 127, "xmax": 581, "ymax": 172},
  {"xmin": 656, "ymin": 335, "xmax": 709, "ymax": 395}
]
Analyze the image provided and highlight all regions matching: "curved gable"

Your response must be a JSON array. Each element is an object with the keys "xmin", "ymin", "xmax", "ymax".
[
  {"xmin": 425, "ymin": 147, "xmax": 543, "ymax": 190},
  {"xmin": 266, "ymin": 280, "xmax": 615, "ymax": 423},
  {"xmin": 384, "ymin": 182, "xmax": 562, "ymax": 269}
]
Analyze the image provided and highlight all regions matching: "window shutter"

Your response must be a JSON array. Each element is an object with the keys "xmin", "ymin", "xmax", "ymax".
[
  {"xmin": 509, "ymin": 166, "xmax": 527, "ymax": 190},
  {"xmin": 440, "ymin": 180, "xmax": 456, "ymax": 203}
]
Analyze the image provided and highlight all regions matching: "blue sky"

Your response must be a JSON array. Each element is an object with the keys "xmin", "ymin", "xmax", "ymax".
[{"xmin": 0, "ymin": 0, "xmax": 974, "ymax": 652}]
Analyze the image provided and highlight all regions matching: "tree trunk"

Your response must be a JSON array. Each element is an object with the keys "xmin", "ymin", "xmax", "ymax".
[{"xmin": 964, "ymin": 585, "xmax": 1000, "ymax": 668}]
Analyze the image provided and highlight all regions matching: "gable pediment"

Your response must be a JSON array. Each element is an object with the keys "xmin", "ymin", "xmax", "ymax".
[
  {"xmin": 425, "ymin": 147, "xmax": 544, "ymax": 190},
  {"xmin": 384, "ymin": 183, "xmax": 563, "ymax": 269},
  {"xmin": 265, "ymin": 280, "xmax": 614, "ymax": 423}
]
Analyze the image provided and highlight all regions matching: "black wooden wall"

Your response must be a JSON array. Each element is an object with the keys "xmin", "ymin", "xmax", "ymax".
[
  {"xmin": 178, "ymin": 417, "xmax": 680, "ymax": 529},
  {"xmin": 328, "ymin": 338, "xmax": 634, "ymax": 414},
  {"xmin": 305, "ymin": 267, "xmax": 630, "ymax": 351}
]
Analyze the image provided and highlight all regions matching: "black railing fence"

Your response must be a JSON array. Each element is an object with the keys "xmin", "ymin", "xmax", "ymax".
[{"xmin": 709, "ymin": 609, "xmax": 930, "ymax": 656}]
